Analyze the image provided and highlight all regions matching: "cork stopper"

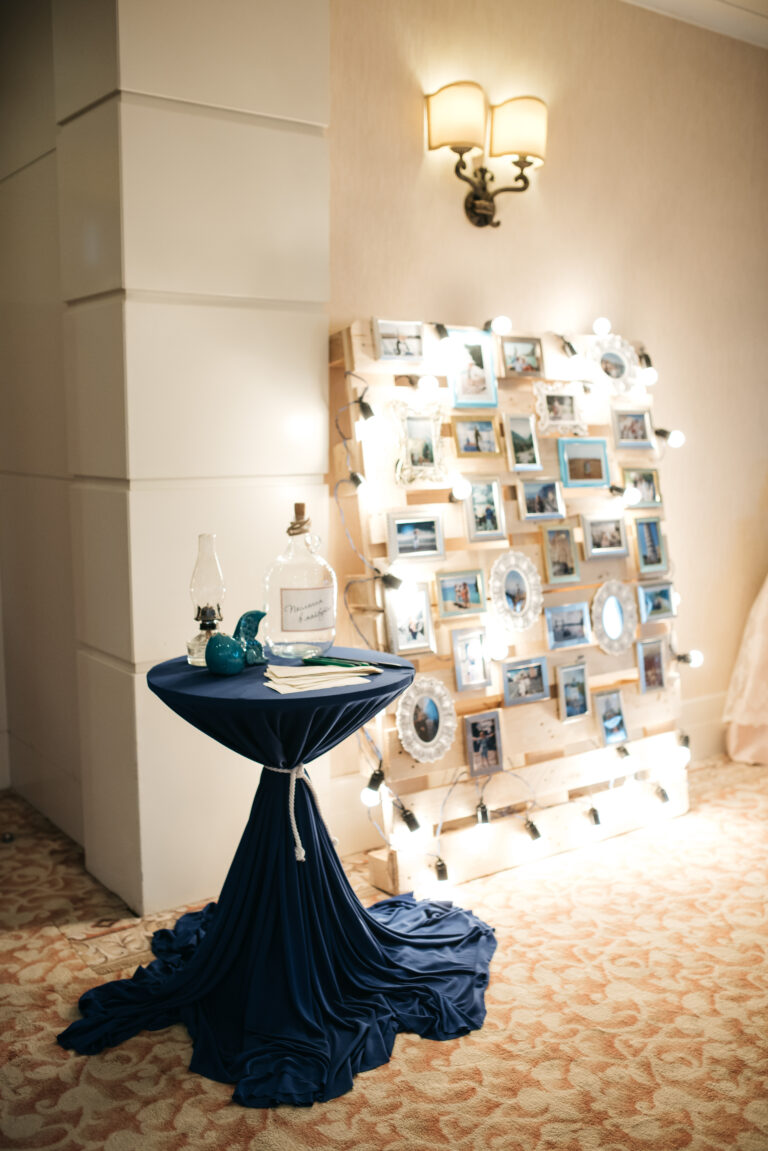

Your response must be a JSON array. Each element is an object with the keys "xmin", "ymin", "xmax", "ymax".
[{"xmin": 288, "ymin": 502, "xmax": 311, "ymax": 536}]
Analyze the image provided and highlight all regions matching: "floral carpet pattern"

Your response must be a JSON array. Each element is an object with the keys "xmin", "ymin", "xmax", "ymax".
[{"xmin": 1, "ymin": 761, "xmax": 767, "ymax": 1151}]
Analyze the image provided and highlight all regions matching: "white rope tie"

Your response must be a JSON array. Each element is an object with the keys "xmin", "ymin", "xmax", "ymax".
[{"xmin": 263, "ymin": 764, "xmax": 336, "ymax": 862}]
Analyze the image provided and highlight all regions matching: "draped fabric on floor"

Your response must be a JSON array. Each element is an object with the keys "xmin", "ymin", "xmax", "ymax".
[{"xmin": 57, "ymin": 651, "xmax": 497, "ymax": 1107}]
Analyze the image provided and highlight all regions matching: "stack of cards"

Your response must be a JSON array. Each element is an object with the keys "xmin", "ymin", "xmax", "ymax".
[{"xmin": 264, "ymin": 663, "xmax": 382, "ymax": 694}]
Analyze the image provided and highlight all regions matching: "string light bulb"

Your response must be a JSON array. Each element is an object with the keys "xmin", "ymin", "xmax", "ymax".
[
  {"xmin": 490, "ymin": 315, "xmax": 513, "ymax": 335},
  {"xmin": 588, "ymin": 806, "xmax": 601, "ymax": 825},
  {"xmin": 450, "ymin": 475, "xmax": 472, "ymax": 501},
  {"xmin": 639, "ymin": 366, "xmax": 658, "ymax": 387},
  {"xmin": 476, "ymin": 802, "xmax": 490, "ymax": 825},
  {"xmin": 655, "ymin": 428, "xmax": 686, "ymax": 448},
  {"xmin": 399, "ymin": 807, "xmax": 420, "ymax": 833},
  {"xmin": 360, "ymin": 768, "xmax": 385, "ymax": 807},
  {"xmin": 417, "ymin": 374, "xmax": 440, "ymax": 397},
  {"xmin": 524, "ymin": 817, "xmax": 541, "ymax": 840},
  {"xmin": 616, "ymin": 745, "xmax": 630, "ymax": 759},
  {"xmin": 435, "ymin": 857, "xmax": 449, "ymax": 882},
  {"xmin": 593, "ymin": 316, "xmax": 612, "ymax": 337},
  {"xmin": 675, "ymin": 649, "xmax": 704, "ymax": 668},
  {"xmin": 655, "ymin": 785, "xmax": 670, "ymax": 803}
]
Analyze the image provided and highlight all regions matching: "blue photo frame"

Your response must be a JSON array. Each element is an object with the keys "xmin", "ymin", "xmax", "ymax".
[
  {"xmin": 502, "ymin": 657, "xmax": 550, "ymax": 707},
  {"xmin": 558, "ymin": 438, "xmax": 610, "ymax": 488},
  {"xmin": 544, "ymin": 602, "xmax": 592, "ymax": 649},
  {"xmin": 637, "ymin": 581, "xmax": 676, "ymax": 623},
  {"xmin": 447, "ymin": 328, "xmax": 498, "ymax": 409}
]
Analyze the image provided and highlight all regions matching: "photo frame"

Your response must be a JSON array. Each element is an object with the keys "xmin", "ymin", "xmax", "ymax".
[
  {"xmin": 592, "ymin": 689, "xmax": 629, "ymax": 747},
  {"xmin": 452, "ymin": 415, "xmax": 502, "ymax": 457},
  {"xmin": 387, "ymin": 511, "xmax": 445, "ymax": 561},
  {"xmin": 384, "ymin": 582, "xmax": 436, "ymax": 656},
  {"xmin": 557, "ymin": 438, "xmax": 610, "ymax": 488},
  {"xmin": 499, "ymin": 337, "xmax": 543, "ymax": 379},
  {"xmin": 637, "ymin": 581, "xmax": 676, "ymax": 623},
  {"xmin": 534, "ymin": 381, "xmax": 588, "ymax": 436},
  {"xmin": 452, "ymin": 627, "xmax": 493, "ymax": 692},
  {"xmin": 590, "ymin": 334, "xmax": 640, "ymax": 393},
  {"xmin": 436, "ymin": 569, "xmax": 487, "ymax": 619},
  {"xmin": 637, "ymin": 638, "xmax": 667, "ymax": 693},
  {"xmin": 635, "ymin": 516, "xmax": 668, "ymax": 575},
  {"xmin": 465, "ymin": 476, "xmax": 507, "ymax": 542},
  {"xmin": 506, "ymin": 414, "xmax": 542, "ymax": 472},
  {"xmin": 489, "ymin": 551, "xmax": 543, "ymax": 632},
  {"xmin": 395, "ymin": 676, "xmax": 458, "ymax": 764},
  {"xmin": 446, "ymin": 327, "xmax": 498, "ymax": 408},
  {"xmin": 544, "ymin": 602, "xmax": 592, "ymax": 650},
  {"xmin": 557, "ymin": 661, "xmax": 590, "ymax": 723},
  {"xmin": 464, "ymin": 710, "xmax": 503, "ymax": 776},
  {"xmin": 394, "ymin": 403, "xmax": 447, "ymax": 485},
  {"xmin": 502, "ymin": 657, "xmax": 550, "ymax": 707},
  {"xmin": 517, "ymin": 478, "xmax": 566, "ymax": 521},
  {"xmin": 372, "ymin": 318, "xmax": 423, "ymax": 363},
  {"xmin": 581, "ymin": 514, "xmax": 628, "ymax": 559},
  {"xmin": 542, "ymin": 525, "xmax": 581, "ymax": 585},
  {"xmin": 622, "ymin": 467, "xmax": 662, "ymax": 508},
  {"xmin": 590, "ymin": 580, "xmax": 639, "ymax": 656},
  {"xmin": 612, "ymin": 407, "xmax": 655, "ymax": 451}
]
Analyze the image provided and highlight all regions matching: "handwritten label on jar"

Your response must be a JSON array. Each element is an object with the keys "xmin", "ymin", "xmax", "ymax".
[{"xmin": 280, "ymin": 587, "xmax": 335, "ymax": 632}]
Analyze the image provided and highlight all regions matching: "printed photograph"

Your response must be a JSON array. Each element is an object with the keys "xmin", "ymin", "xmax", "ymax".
[
  {"xmin": 453, "ymin": 417, "xmax": 500, "ymax": 456},
  {"xmin": 519, "ymin": 479, "xmax": 565, "ymax": 520},
  {"xmin": 506, "ymin": 414, "xmax": 542, "ymax": 471},
  {"xmin": 387, "ymin": 512, "xmax": 444, "ymax": 561},
  {"xmin": 613, "ymin": 409, "xmax": 654, "ymax": 449},
  {"xmin": 501, "ymin": 337, "xmax": 543, "ymax": 377},
  {"xmin": 636, "ymin": 517, "xmax": 667, "ymax": 573},
  {"xmin": 503, "ymin": 568, "xmax": 528, "ymax": 615},
  {"xmin": 452, "ymin": 628, "xmax": 492, "ymax": 691},
  {"xmin": 583, "ymin": 516, "xmax": 628, "ymax": 558},
  {"xmin": 558, "ymin": 438, "xmax": 609, "ymax": 487},
  {"xmin": 466, "ymin": 478, "xmax": 506, "ymax": 541},
  {"xmin": 546, "ymin": 393, "xmax": 576, "ymax": 423},
  {"xmin": 600, "ymin": 350, "xmax": 628, "ymax": 380},
  {"xmin": 405, "ymin": 416, "xmax": 436, "ymax": 467},
  {"xmin": 622, "ymin": 468, "xmax": 662, "ymax": 507},
  {"xmin": 637, "ymin": 582, "xmax": 675, "ymax": 623},
  {"xmin": 637, "ymin": 639, "xmax": 666, "ymax": 693},
  {"xmin": 465, "ymin": 711, "xmax": 503, "ymax": 776},
  {"xmin": 502, "ymin": 658, "xmax": 549, "ymax": 707},
  {"xmin": 373, "ymin": 318, "xmax": 423, "ymax": 360},
  {"xmin": 412, "ymin": 694, "xmax": 440, "ymax": 743},
  {"xmin": 385, "ymin": 583, "xmax": 435, "ymax": 655},
  {"xmin": 436, "ymin": 570, "xmax": 486, "ymax": 618},
  {"xmin": 558, "ymin": 662, "xmax": 590, "ymax": 722},
  {"xmin": 448, "ymin": 328, "xmax": 497, "ymax": 407},
  {"xmin": 545, "ymin": 603, "xmax": 591, "ymax": 649},
  {"xmin": 544, "ymin": 527, "xmax": 580, "ymax": 584},
  {"xmin": 593, "ymin": 689, "xmax": 629, "ymax": 746}
]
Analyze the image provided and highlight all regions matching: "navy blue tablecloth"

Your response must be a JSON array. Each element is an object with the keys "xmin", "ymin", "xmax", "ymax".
[{"xmin": 57, "ymin": 647, "xmax": 497, "ymax": 1107}]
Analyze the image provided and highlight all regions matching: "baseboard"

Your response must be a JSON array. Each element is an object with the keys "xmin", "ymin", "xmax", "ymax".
[{"xmin": 681, "ymin": 693, "xmax": 726, "ymax": 761}]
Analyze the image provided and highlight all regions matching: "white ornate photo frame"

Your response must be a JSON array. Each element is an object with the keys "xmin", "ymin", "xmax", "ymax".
[
  {"xmin": 591, "ymin": 580, "xmax": 639, "ymax": 656},
  {"xmin": 396, "ymin": 676, "xmax": 458, "ymax": 764},
  {"xmin": 393, "ymin": 400, "xmax": 448, "ymax": 485},
  {"xmin": 489, "ymin": 551, "xmax": 543, "ymax": 632},
  {"xmin": 534, "ymin": 380, "xmax": 588, "ymax": 437},
  {"xmin": 590, "ymin": 334, "xmax": 640, "ymax": 394}
]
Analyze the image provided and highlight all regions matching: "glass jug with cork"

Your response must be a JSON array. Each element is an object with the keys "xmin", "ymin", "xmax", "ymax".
[{"xmin": 263, "ymin": 503, "xmax": 337, "ymax": 659}]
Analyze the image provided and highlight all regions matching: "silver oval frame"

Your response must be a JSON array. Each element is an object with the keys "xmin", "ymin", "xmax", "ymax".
[
  {"xmin": 396, "ymin": 676, "xmax": 458, "ymax": 763},
  {"xmin": 489, "ymin": 551, "xmax": 543, "ymax": 632},
  {"xmin": 591, "ymin": 580, "xmax": 638, "ymax": 655}
]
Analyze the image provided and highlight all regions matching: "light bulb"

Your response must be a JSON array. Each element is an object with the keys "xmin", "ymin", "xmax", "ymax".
[
  {"xmin": 417, "ymin": 374, "xmax": 440, "ymax": 396},
  {"xmin": 622, "ymin": 484, "xmax": 642, "ymax": 507},
  {"xmin": 491, "ymin": 315, "xmax": 513, "ymax": 336},
  {"xmin": 676, "ymin": 744, "xmax": 692, "ymax": 768},
  {"xmin": 451, "ymin": 475, "xmax": 472, "ymax": 501},
  {"xmin": 639, "ymin": 366, "xmax": 658, "ymax": 387},
  {"xmin": 672, "ymin": 589, "xmax": 682, "ymax": 612},
  {"xmin": 688, "ymin": 649, "xmax": 704, "ymax": 668},
  {"xmin": 667, "ymin": 429, "xmax": 686, "ymax": 448},
  {"xmin": 360, "ymin": 786, "xmax": 381, "ymax": 808},
  {"xmin": 593, "ymin": 316, "xmax": 612, "ymax": 337},
  {"xmin": 486, "ymin": 628, "xmax": 509, "ymax": 662}
]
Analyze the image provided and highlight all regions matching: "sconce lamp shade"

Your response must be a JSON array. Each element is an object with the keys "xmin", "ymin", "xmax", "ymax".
[
  {"xmin": 426, "ymin": 81, "xmax": 487, "ymax": 152},
  {"xmin": 490, "ymin": 96, "xmax": 547, "ymax": 167}
]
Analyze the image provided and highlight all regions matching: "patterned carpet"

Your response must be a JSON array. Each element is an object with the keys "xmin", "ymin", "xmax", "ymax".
[{"xmin": 1, "ymin": 762, "xmax": 767, "ymax": 1151}]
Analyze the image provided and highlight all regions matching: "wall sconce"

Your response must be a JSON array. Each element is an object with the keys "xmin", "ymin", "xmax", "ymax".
[{"xmin": 425, "ymin": 81, "xmax": 547, "ymax": 228}]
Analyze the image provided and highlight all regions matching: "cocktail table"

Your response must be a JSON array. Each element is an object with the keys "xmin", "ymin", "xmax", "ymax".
[{"xmin": 58, "ymin": 647, "xmax": 496, "ymax": 1107}]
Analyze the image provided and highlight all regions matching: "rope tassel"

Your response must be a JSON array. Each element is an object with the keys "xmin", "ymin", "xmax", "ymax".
[{"xmin": 263, "ymin": 763, "xmax": 330, "ymax": 863}]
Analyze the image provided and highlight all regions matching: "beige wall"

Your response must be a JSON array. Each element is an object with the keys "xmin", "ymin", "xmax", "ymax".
[{"xmin": 329, "ymin": 0, "xmax": 768, "ymax": 754}]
